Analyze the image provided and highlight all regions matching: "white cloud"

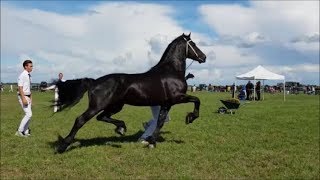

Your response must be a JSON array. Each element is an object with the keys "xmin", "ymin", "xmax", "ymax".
[
  {"xmin": 199, "ymin": 4, "xmax": 257, "ymax": 36},
  {"xmin": 1, "ymin": 2, "xmax": 189, "ymax": 82},
  {"xmin": 271, "ymin": 64, "xmax": 319, "ymax": 84},
  {"xmin": 201, "ymin": 45, "xmax": 263, "ymax": 67},
  {"xmin": 212, "ymin": 32, "xmax": 268, "ymax": 48},
  {"xmin": 196, "ymin": 1, "xmax": 319, "ymax": 85},
  {"xmin": 285, "ymin": 41, "xmax": 320, "ymax": 53},
  {"xmin": 276, "ymin": 64, "xmax": 319, "ymax": 74},
  {"xmin": 1, "ymin": 1, "xmax": 319, "ymax": 86},
  {"xmin": 187, "ymin": 68, "xmax": 222, "ymax": 85},
  {"xmin": 199, "ymin": 1, "xmax": 319, "ymax": 44},
  {"xmin": 286, "ymin": 33, "xmax": 320, "ymax": 53},
  {"xmin": 291, "ymin": 33, "xmax": 320, "ymax": 43}
]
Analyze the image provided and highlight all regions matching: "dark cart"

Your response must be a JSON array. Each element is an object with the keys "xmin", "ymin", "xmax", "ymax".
[{"xmin": 218, "ymin": 100, "xmax": 240, "ymax": 114}]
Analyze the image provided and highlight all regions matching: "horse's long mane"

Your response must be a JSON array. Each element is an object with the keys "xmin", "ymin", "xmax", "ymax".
[{"xmin": 149, "ymin": 35, "xmax": 183, "ymax": 71}]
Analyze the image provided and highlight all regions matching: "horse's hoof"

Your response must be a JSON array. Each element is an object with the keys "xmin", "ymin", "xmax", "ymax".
[
  {"xmin": 185, "ymin": 113, "xmax": 194, "ymax": 124},
  {"xmin": 115, "ymin": 127, "xmax": 126, "ymax": 136},
  {"xmin": 56, "ymin": 144, "xmax": 68, "ymax": 154}
]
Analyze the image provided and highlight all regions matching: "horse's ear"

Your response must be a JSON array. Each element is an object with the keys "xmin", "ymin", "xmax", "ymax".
[
  {"xmin": 188, "ymin": 32, "xmax": 191, "ymax": 37},
  {"xmin": 182, "ymin": 33, "xmax": 185, "ymax": 36}
]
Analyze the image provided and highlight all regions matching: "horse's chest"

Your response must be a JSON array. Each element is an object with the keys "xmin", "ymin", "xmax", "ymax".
[{"xmin": 165, "ymin": 80, "xmax": 187, "ymax": 94}]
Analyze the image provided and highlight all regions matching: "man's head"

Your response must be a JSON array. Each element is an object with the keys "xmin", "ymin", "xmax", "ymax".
[
  {"xmin": 58, "ymin": 73, "xmax": 63, "ymax": 80},
  {"xmin": 23, "ymin": 60, "xmax": 33, "ymax": 73}
]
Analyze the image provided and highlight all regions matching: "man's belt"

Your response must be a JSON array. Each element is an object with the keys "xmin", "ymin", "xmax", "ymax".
[{"xmin": 18, "ymin": 94, "xmax": 31, "ymax": 97}]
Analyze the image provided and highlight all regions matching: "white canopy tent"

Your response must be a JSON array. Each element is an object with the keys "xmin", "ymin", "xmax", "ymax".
[{"xmin": 235, "ymin": 65, "xmax": 286, "ymax": 101}]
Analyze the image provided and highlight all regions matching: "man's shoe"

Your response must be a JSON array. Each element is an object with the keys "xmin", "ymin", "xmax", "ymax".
[
  {"xmin": 138, "ymin": 138, "xmax": 149, "ymax": 145},
  {"xmin": 140, "ymin": 139, "xmax": 149, "ymax": 145},
  {"xmin": 141, "ymin": 140, "xmax": 149, "ymax": 145},
  {"xmin": 24, "ymin": 129, "xmax": 31, "ymax": 136},
  {"xmin": 15, "ymin": 131, "xmax": 27, "ymax": 137}
]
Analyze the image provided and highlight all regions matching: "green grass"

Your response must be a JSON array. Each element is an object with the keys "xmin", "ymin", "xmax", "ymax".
[{"xmin": 1, "ymin": 91, "xmax": 319, "ymax": 179}]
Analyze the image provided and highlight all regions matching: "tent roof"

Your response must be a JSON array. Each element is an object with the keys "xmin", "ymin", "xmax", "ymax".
[{"xmin": 236, "ymin": 65, "xmax": 285, "ymax": 80}]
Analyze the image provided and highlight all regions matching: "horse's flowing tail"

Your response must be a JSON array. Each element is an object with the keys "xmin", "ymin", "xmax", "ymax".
[{"xmin": 56, "ymin": 78, "xmax": 95, "ymax": 110}]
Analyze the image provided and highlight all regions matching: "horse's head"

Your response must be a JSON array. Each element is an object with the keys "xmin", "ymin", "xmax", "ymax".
[
  {"xmin": 151, "ymin": 33, "xmax": 207, "ymax": 72},
  {"xmin": 182, "ymin": 33, "xmax": 206, "ymax": 63}
]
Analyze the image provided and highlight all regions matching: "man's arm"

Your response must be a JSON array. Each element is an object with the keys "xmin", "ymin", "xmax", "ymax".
[
  {"xmin": 18, "ymin": 86, "xmax": 28, "ymax": 105},
  {"xmin": 44, "ymin": 84, "xmax": 56, "ymax": 90}
]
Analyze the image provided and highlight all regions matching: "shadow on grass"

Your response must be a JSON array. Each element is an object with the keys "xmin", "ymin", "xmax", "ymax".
[{"xmin": 49, "ymin": 130, "xmax": 184, "ymax": 153}]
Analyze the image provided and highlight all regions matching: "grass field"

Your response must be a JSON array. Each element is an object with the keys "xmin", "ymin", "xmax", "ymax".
[{"xmin": 1, "ymin": 90, "xmax": 319, "ymax": 179}]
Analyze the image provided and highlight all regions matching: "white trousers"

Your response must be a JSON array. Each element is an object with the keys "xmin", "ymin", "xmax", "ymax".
[
  {"xmin": 140, "ymin": 106, "xmax": 170, "ymax": 140},
  {"xmin": 54, "ymin": 90, "xmax": 59, "ymax": 112},
  {"xmin": 18, "ymin": 96, "xmax": 32, "ymax": 133}
]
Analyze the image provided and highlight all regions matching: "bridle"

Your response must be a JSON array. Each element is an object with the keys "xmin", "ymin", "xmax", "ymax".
[
  {"xmin": 183, "ymin": 37, "xmax": 200, "ymax": 59},
  {"xmin": 183, "ymin": 37, "xmax": 204, "ymax": 70}
]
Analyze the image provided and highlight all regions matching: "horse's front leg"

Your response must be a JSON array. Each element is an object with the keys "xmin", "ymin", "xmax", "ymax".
[
  {"xmin": 57, "ymin": 108, "xmax": 98, "ymax": 153},
  {"xmin": 179, "ymin": 94, "xmax": 200, "ymax": 124},
  {"xmin": 146, "ymin": 106, "xmax": 170, "ymax": 148}
]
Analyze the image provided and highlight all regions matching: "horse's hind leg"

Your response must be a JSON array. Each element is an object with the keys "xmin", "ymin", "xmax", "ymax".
[
  {"xmin": 96, "ymin": 104, "xmax": 126, "ymax": 136},
  {"xmin": 97, "ymin": 114, "xmax": 127, "ymax": 136},
  {"xmin": 57, "ymin": 107, "xmax": 99, "ymax": 153}
]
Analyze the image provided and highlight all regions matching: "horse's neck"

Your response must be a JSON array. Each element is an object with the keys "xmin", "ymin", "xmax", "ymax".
[
  {"xmin": 151, "ymin": 45, "xmax": 186, "ymax": 73},
  {"xmin": 159, "ymin": 57, "xmax": 186, "ymax": 72}
]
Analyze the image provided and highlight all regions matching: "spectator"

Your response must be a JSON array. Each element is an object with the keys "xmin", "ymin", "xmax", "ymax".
[
  {"xmin": 246, "ymin": 81, "xmax": 254, "ymax": 100},
  {"xmin": 16, "ymin": 60, "xmax": 33, "ymax": 137},
  {"xmin": 192, "ymin": 84, "xmax": 196, "ymax": 92},
  {"xmin": 9, "ymin": 85, "xmax": 14, "ymax": 92},
  {"xmin": 238, "ymin": 85, "xmax": 246, "ymax": 100},
  {"xmin": 256, "ymin": 81, "xmax": 261, "ymax": 100},
  {"xmin": 43, "ymin": 73, "xmax": 66, "ymax": 112}
]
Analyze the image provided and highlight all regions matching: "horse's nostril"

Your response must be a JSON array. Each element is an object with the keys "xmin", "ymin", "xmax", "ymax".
[{"xmin": 200, "ymin": 55, "xmax": 206, "ymax": 62}]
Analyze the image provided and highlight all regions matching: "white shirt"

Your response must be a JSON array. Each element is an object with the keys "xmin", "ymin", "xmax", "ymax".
[{"xmin": 18, "ymin": 70, "xmax": 31, "ymax": 95}]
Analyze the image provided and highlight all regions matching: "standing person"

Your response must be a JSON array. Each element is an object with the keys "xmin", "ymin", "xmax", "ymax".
[
  {"xmin": 9, "ymin": 84, "xmax": 14, "ymax": 92},
  {"xmin": 246, "ymin": 81, "xmax": 253, "ymax": 100},
  {"xmin": 192, "ymin": 84, "xmax": 196, "ymax": 92},
  {"xmin": 43, "ymin": 73, "xmax": 66, "ymax": 112},
  {"xmin": 256, "ymin": 81, "xmax": 261, "ymax": 100},
  {"xmin": 139, "ymin": 73, "xmax": 194, "ymax": 144},
  {"xmin": 16, "ymin": 60, "xmax": 33, "ymax": 137},
  {"xmin": 231, "ymin": 83, "xmax": 235, "ymax": 98}
]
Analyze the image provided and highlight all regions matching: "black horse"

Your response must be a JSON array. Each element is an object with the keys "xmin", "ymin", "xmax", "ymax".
[{"xmin": 56, "ymin": 33, "xmax": 206, "ymax": 153}]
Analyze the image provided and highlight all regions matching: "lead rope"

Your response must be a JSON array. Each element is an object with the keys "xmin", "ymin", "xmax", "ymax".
[{"xmin": 186, "ymin": 60, "xmax": 194, "ymax": 70}]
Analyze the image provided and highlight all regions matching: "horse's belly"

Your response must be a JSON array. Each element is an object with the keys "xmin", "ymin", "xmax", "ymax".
[
  {"xmin": 123, "ymin": 88, "xmax": 166, "ymax": 106},
  {"xmin": 124, "ymin": 96, "xmax": 164, "ymax": 106},
  {"xmin": 122, "ymin": 78, "xmax": 186, "ymax": 106}
]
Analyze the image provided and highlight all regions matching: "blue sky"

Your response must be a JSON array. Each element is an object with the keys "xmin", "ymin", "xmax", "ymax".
[{"xmin": 1, "ymin": 0, "xmax": 319, "ymax": 85}]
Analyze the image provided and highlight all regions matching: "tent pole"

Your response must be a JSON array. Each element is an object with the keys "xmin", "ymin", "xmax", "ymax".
[
  {"xmin": 253, "ymin": 79, "xmax": 256, "ymax": 101},
  {"xmin": 233, "ymin": 81, "xmax": 236, "ymax": 98},
  {"xmin": 263, "ymin": 80, "xmax": 265, "ymax": 100},
  {"xmin": 284, "ymin": 79, "xmax": 286, "ymax": 101}
]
